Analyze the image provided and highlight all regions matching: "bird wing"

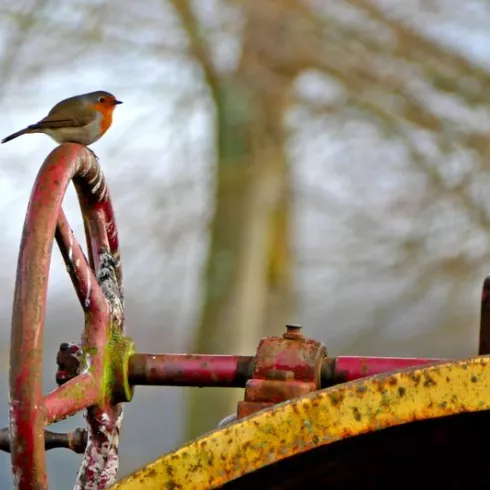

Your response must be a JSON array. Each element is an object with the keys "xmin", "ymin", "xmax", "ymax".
[{"xmin": 29, "ymin": 97, "xmax": 96, "ymax": 130}]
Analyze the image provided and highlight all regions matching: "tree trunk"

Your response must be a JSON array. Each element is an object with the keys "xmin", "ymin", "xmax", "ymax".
[{"xmin": 185, "ymin": 67, "xmax": 295, "ymax": 439}]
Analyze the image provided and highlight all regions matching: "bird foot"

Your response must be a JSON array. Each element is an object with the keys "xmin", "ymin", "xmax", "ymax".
[{"xmin": 87, "ymin": 147, "xmax": 99, "ymax": 160}]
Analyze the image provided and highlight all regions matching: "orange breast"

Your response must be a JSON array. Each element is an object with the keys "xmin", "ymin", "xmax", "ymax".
[{"xmin": 92, "ymin": 102, "xmax": 115, "ymax": 137}]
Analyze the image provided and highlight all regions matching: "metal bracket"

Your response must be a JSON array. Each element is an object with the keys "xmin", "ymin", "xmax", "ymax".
[{"xmin": 237, "ymin": 324, "xmax": 326, "ymax": 418}]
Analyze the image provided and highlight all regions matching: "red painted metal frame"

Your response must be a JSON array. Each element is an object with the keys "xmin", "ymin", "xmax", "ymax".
[
  {"xmin": 9, "ymin": 143, "xmax": 125, "ymax": 490},
  {"xmin": 6, "ymin": 144, "xmax": 487, "ymax": 488},
  {"xmin": 125, "ymin": 354, "xmax": 443, "ymax": 387},
  {"xmin": 0, "ymin": 353, "xmax": 447, "ymax": 455},
  {"xmin": 57, "ymin": 352, "xmax": 445, "ymax": 389},
  {"xmin": 328, "ymin": 356, "xmax": 444, "ymax": 384},
  {"xmin": 127, "ymin": 354, "xmax": 254, "ymax": 387}
]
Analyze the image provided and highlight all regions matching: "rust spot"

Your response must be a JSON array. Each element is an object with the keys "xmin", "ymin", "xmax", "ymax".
[
  {"xmin": 165, "ymin": 481, "xmax": 183, "ymax": 490},
  {"xmin": 328, "ymin": 392, "xmax": 342, "ymax": 406},
  {"xmin": 352, "ymin": 407, "xmax": 361, "ymax": 421},
  {"xmin": 360, "ymin": 359, "xmax": 370, "ymax": 375},
  {"xmin": 398, "ymin": 386, "xmax": 406, "ymax": 397}
]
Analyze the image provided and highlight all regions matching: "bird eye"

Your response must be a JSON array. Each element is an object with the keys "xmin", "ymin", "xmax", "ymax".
[{"xmin": 98, "ymin": 96, "xmax": 106, "ymax": 103}]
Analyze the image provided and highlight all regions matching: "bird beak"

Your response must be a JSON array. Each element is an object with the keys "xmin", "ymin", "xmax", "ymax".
[{"xmin": 114, "ymin": 100, "xmax": 123, "ymax": 105}]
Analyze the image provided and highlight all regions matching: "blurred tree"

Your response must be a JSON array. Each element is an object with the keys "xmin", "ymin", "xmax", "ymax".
[
  {"xmin": 169, "ymin": 0, "xmax": 490, "ymax": 437},
  {"xmin": 170, "ymin": 0, "xmax": 299, "ymax": 438}
]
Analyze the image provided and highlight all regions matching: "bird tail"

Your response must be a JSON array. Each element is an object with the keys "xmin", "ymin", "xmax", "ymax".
[{"xmin": 1, "ymin": 127, "xmax": 35, "ymax": 144}]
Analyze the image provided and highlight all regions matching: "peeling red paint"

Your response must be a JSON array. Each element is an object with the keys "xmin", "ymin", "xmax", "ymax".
[
  {"xmin": 237, "ymin": 325, "xmax": 326, "ymax": 418},
  {"xmin": 9, "ymin": 143, "xmax": 125, "ymax": 489}
]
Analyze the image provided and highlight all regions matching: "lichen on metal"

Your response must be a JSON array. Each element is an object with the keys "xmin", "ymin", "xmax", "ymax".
[
  {"xmin": 75, "ymin": 249, "xmax": 126, "ymax": 490},
  {"xmin": 109, "ymin": 357, "xmax": 490, "ymax": 490}
]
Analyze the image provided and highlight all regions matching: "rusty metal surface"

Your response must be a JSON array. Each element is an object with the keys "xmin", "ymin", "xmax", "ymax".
[
  {"xmin": 9, "ymin": 143, "xmax": 130, "ymax": 490},
  {"xmin": 109, "ymin": 357, "xmax": 490, "ymax": 490},
  {"xmin": 54, "ymin": 340, "xmax": 447, "ymax": 392},
  {"xmin": 237, "ymin": 325, "xmax": 326, "ymax": 418},
  {"xmin": 73, "ymin": 250, "xmax": 131, "ymax": 490},
  {"xmin": 0, "ymin": 427, "xmax": 87, "ymax": 454},
  {"xmin": 128, "ymin": 354, "xmax": 254, "ymax": 387},
  {"xmin": 126, "ymin": 354, "xmax": 443, "ymax": 388}
]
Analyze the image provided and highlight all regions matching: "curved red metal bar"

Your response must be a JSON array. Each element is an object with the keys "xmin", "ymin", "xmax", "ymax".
[{"xmin": 9, "ymin": 143, "xmax": 123, "ymax": 489}]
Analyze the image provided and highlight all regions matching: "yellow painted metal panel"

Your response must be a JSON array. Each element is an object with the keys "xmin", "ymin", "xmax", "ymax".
[{"xmin": 110, "ymin": 357, "xmax": 490, "ymax": 489}]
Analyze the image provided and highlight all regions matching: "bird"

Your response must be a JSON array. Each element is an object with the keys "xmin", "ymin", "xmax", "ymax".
[{"xmin": 1, "ymin": 90, "xmax": 123, "ymax": 147}]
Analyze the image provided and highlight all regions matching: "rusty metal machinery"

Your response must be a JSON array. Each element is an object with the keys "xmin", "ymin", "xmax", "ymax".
[{"xmin": 3, "ymin": 144, "xmax": 490, "ymax": 489}]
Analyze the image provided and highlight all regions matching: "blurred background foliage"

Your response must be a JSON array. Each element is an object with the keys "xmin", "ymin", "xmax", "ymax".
[{"xmin": 0, "ymin": 0, "xmax": 489, "ymax": 487}]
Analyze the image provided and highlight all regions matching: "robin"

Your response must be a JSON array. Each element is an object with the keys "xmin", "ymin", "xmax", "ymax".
[{"xmin": 1, "ymin": 90, "xmax": 122, "ymax": 147}]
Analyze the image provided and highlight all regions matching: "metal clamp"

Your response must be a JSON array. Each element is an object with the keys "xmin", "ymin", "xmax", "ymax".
[{"xmin": 237, "ymin": 324, "xmax": 327, "ymax": 418}]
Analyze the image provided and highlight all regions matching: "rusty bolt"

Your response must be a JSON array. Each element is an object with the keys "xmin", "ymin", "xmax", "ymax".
[{"xmin": 283, "ymin": 324, "xmax": 303, "ymax": 340}]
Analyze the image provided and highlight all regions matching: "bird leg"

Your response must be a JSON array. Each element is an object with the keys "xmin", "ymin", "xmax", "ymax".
[{"xmin": 87, "ymin": 147, "xmax": 99, "ymax": 160}]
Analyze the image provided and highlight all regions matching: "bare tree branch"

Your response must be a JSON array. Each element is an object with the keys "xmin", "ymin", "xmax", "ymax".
[{"xmin": 168, "ymin": 0, "xmax": 220, "ymax": 104}]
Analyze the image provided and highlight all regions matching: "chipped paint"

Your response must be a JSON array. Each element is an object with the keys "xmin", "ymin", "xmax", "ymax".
[
  {"xmin": 9, "ymin": 143, "xmax": 129, "ymax": 489},
  {"xmin": 237, "ymin": 325, "xmax": 325, "ymax": 419},
  {"xmin": 73, "ymin": 243, "xmax": 128, "ymax": 489},
  {"xmin": 68, "ymin": 227, "xmax": 74, "ymax": 262},
  {"xmin": 85, "ymin": 272, "xmax": 92, "ymax": 309}
]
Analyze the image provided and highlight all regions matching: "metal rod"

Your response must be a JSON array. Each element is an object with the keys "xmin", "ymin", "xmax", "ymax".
[
  {"xmin": 0, "ymin": 427, "xmax": 87, "ymax": 454},
  {"xmin": 128, "ymin": 353, "xmax": 445, "ymax": 388},
  {"xmin": 0, "ymin": 354, "xmax": 446, "ymax": 456},
  {"xmin": 325, "ymin": 356, "xmax": 447, "ymax": 386},
  {"xmin": 44, "ymin": 373, "xmax": 100, "ymax": 425},
  {"xmin": 128, "ymin": 354, "xmax": 255, "ymax": 387}
]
